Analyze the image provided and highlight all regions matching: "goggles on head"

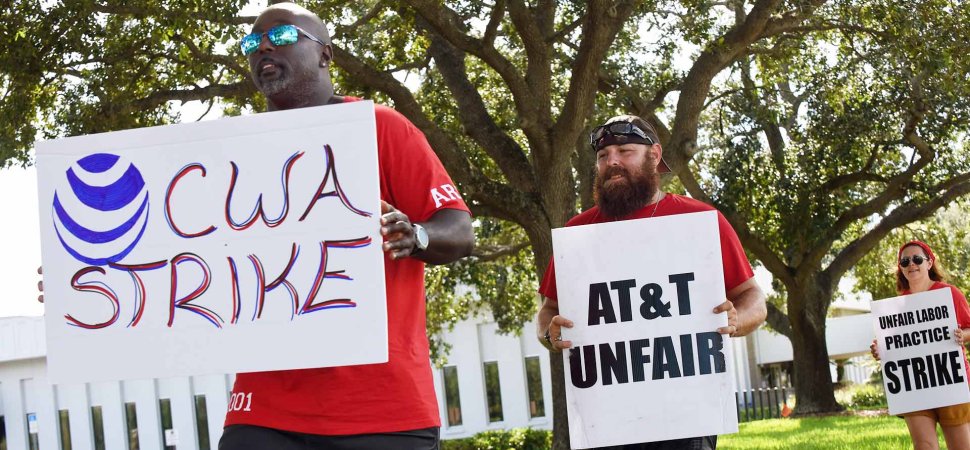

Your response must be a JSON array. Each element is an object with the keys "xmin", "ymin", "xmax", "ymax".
[
  {"xmin": 240, "ymin": 24, "xmax": 326, "ymax": 56},
  {"xmin": 589, "ymin": 122, "xmax": 655, "ymax": 151}
]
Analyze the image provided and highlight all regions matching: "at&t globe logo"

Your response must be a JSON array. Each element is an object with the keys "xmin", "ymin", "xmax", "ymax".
[{"xmin": 52, "ymin": 153, "xmax": 150, "ymax": 265}]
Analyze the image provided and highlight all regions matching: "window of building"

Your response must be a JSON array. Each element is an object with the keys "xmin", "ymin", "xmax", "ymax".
[
  {"xmin": 442, "ymin": 366, "xmax": 462, "ymax": 426},
  {"xmin": 124, "ymin": 402, "xmax": 139, "ymax": 450},
  {"xmin": 483, "ymin": 361, "xmax": 504, "ymax": 423},
  {"xmin": 58, "ymin": 410, "xmax": 73, "ymax": 450},
  {"xmin": 525, "ymin": 356, "xmax": 546, "ymax": 418},
  {"xmin": 194, "ymin": 395, "xmax": 210, "ymax": 450},
  {"xmin": 159, "ymin": 399, "xmax": 175, "ymax": 450},
  {"xmin": 91, "ymin": 406, "xmax": 105, "ymax": 450},
  {"xmin": 26, "ymin": 413, "xmax": 39, "ymax": 450}
]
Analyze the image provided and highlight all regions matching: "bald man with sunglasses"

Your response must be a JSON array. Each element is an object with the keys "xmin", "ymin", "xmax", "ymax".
[
  {"xmin": 536, "ymin": 115, "xmax": 767, "ymax": 450},
  {"xmin": 219, "ymin": 3, "xmax": 474, "ymax": 449}
]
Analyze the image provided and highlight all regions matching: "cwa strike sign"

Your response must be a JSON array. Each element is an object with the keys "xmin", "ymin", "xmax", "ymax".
[{"xmin": 37, "ymin": 101, "xmax": 387, "ymax": 383}]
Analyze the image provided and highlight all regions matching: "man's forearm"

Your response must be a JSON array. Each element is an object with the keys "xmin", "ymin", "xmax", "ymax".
[
  {"xmin": 731, "ymin": 284, "xmax": 767, "ymax": 337},
  {"xmin": 415, "ymin": 209, "xmax": 474, "ymax": 264},
  {"xmin": 536, "ymin": 298, "xmax": 559, "ymax": 349}
]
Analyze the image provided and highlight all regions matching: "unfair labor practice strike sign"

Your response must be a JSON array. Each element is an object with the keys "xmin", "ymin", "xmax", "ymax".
[
  {"xmin": 37, "ymin": 101, "xmax": 387, "ymax": 384},
  {"xmin": 552, "ymin": 211, "xmax": 737, "ymax": 449},
  {"xmin": 871, "ymin": 289, "xmax": 970, "ymax": 415}
]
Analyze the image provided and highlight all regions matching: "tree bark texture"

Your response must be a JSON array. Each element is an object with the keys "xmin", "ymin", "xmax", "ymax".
[{"xmin": 786, "ymin": 285, "xmax": 843, "ymax": 414}]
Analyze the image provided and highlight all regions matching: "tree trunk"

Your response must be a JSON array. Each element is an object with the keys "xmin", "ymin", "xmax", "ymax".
[
  {"xmin": 550, "ymin": 350, "xmax": 569, "ymax": 449},
  {"xmin": 526, "ymin": 229, "xmax": 571, "ymax": 449},
  {"xmin": 787, "ymin": 287, "xmax": 844, "ymax": 414}
]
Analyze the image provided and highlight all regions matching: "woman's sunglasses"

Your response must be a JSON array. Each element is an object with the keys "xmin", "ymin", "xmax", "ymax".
[
  {"xmin": 899, "ymin": 255, "xmax": 928, "ymax": 268},
  {"xmin": 240, "ymin": 24, "xmax": 326, "ymax": 56}
]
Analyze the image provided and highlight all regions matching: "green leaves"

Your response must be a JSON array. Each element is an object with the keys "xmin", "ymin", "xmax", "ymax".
[
  {"xmin": 852, "ymin": 201, "xmax": 970, "ymax": 301},
  {"xmin": 426, "ymin": 218, "xmax": 538, "ymax": 365},
  {"xmin": 0, "ymin": 0, "xmax": 254, "ymax": 168}
]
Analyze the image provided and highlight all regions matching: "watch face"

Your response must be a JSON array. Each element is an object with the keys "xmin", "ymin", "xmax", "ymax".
[{"xmin": 414, "ymin": 224, "xmax": 430, "ymax": 250}]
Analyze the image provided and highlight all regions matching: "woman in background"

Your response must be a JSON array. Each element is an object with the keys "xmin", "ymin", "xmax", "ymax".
[{"xmin": 871, "ymin": 240, "xmax": 970, "ymax": 450}]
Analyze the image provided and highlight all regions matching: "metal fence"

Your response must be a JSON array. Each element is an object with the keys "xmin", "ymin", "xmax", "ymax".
[{"xmin": 736, "ymin": 386, "xmax": 791, "ymax": 422}]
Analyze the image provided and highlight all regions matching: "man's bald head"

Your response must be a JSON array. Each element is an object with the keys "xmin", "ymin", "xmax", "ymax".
[{"xmin": 255, "ymin": 2, "xmax": 330, "ymax": 45}]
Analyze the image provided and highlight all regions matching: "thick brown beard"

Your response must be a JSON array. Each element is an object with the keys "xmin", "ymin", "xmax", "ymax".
[{"xmin": 593, "ymin": 156, "xmax": 660, "ymax": 219}]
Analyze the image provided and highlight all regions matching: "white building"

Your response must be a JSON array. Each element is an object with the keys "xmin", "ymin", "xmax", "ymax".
[{"xmin": 0, "ymin": 312, "xmax": 874, "ymax": 449}]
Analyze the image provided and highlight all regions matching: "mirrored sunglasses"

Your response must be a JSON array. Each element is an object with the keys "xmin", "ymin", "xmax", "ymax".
[
  {"xmin": 240, "ymin": 24, "xmax": 326, "ymax": 56},
  {"xmin": 899, "ymin": 255, "xmax": 927, "ymax": 268},
  {"xmin": 589, "ymin": 122, "xmax": 654, "ymax": 148}
]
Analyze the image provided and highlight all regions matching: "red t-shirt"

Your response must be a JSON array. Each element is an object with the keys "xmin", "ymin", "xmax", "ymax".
[
  {"xmin": 538, "ymin": 193, "xmax": 754, "ymax": 302},
  {"xmin": 902, "ymin": 281, "xmax": 970, "ymax": 386},
  {"xmin": 225, "ymin": 99, "xmax": 469, "ymax": 435}
]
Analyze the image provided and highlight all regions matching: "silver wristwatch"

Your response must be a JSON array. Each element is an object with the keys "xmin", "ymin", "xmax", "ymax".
[{"xmin": 412, "ymin": 223, "xmax": 429, "ymax": 253}]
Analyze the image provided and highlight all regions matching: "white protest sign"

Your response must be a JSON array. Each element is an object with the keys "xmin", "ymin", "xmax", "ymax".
[
  {"xmin": 871, "ymin": 289, "xmax": 970, "ymax": 415},
  {"xmin": 552, "ymin": 210, "xmax": 737, "ymax": 449},
  {"xmin": 37, "ymin": 101, "xmax": 387, "ymax": 384}
]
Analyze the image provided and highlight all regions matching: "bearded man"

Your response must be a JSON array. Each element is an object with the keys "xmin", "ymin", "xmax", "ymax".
[{"xmin": 535, "ymin": 115, "xmax": 766, "ymax": 450}]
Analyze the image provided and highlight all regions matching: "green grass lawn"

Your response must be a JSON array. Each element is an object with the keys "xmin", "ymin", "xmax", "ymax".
[
  {"xmin": 442, "ymin": 411, "xmax": 954, "ymax": 449},
  {"xmin": 719, "ymin": 414, "xmax": 947, "ymax": 449}
]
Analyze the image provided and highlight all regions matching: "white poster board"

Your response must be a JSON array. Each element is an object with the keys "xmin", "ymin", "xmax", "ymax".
[
  {"xmin": 871, "ymin": 289, "xmax": 970, "ymax": 415},
  {"xmin": 37, "ymin": 101, "xmax": 387, "ymax": 384},
  {"xmin": 552, "ymin": 210, "xmax": 738, "ymax": 449}
]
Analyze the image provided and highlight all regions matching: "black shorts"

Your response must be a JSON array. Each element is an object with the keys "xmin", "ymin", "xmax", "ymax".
[
  {"xmin": 219, "ymin": 424, "xmax": 440, "ymax": 450},
  {"xmin": 593, "ymin": 435, "xmax": 717, "ymax": 450}
]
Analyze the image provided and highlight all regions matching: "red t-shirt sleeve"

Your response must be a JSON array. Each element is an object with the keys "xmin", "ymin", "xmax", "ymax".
[
  {"xmin": 374, "ymin": 104, "xmax": 469, "ymax": 221},
  {"xmin": 949, "ymin": 285, "xmax": 970, "ymax": 328},
  {"xmin": 716, "ymin": 211, "xmax": 755, "ymax": 293},
  {"xmin": 538, "ymin": 258, "xmax": 558, "ymax": 301}
]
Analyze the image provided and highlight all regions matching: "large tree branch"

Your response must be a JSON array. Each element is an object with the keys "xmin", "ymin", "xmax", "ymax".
[
  {"xmin": 590, "ymin": 64, "xmax": 682, "ymax": 146},
  {"xmin": 756, "ymin": 0, "xmax": 830, "ymax": 38},
  {"xmin": 404, "ymin": 0, "xmax": 538, "ymax": 139},
  {"xmin": 762, "ymin": 18, "xmax": 888, "ymax": 41},
  {"xmin": 468, "ymin": 203, "xmax": 519, "ymax": 224},
  {"xmin": 572, "ymin": 131, "xmax": 596, "ymax": 211},
  {"xmin": 482, "ymin": 0, "xmax": 506, "ymax": 47},
  {"xmin": 662, "ymin": 0, "xmax": 796, "ymax": 286},
  {"xmin": 668, "ymin": 0, "xmax": 788, "ymax": 174},
  {"xmin": 766, "ymin": 302, "xmax": 792, "ymax": 339},
  {"xmin": 128, "ymin": 81, "xmax": 254, "ymax": 111},
  {"xmin": 171, "ymin": 33, "xmax": 249, "ymax": 77},
  {"xmin": 333, "ymin": 45, "xmax": 542, "ymax": 228},
  {"xmin": 549, "ymin": 16, "xmax": 583, "ymax": 44},
  {"xmin": 819, "ymin": 144, "xmax": 890, "ymax": 192},
  {"xmin": 800, "ymin": 163, "xmax": 923, "ymax": 281},
  {"xmin": 552, "ymin": 0, "xmax": 640, "ymax": 159},
  {"xmin": 471, "ymin": 242, "xmax": 531, "ymax": 262},
  {"xmin": 824, "ymin": 174, "xmax": 970, "ymax": 285},
  {"xmin": 799, "ymin": 107, "xmax": 934, "ymax": 278},
  {"xmin": 332, "ymin": 45, "xmax": 472, "ymax": 184},
  {"xmin": 506, "ymin": 0, "xmax": 556, "ymax": 131},
  {"xmin": 470, "ymin": 178, "xmax": 546, "ymax": 231},
  {"xmin": 424, "ymin": 31, "xmax": 536, "ymax": 193},
  {"xmin": 731, "ymin": 216, "xmax": 797, "ymax": 288},
  {"xmin": 332, "ymin": 1, "xmax": 386, "ymax": 38}
]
